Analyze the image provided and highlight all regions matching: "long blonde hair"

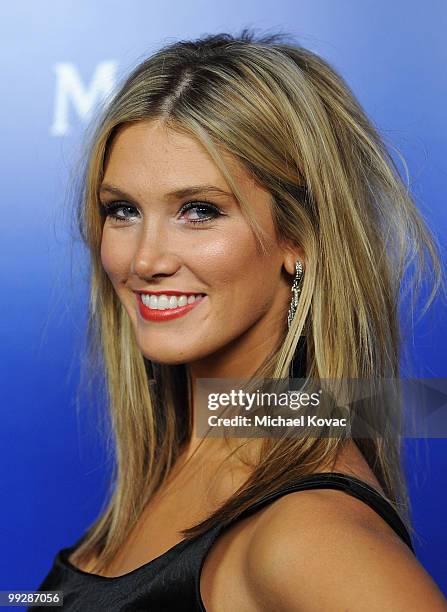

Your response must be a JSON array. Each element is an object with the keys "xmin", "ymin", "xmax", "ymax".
[{"xmin": 70, "ymin": 29, "xmax": 444, "ymax": 571}]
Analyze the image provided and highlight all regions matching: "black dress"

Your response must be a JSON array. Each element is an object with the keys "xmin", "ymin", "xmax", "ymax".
[{"xmin": 31, "ymin": 472, "xmax": 414, "ymax": 611}]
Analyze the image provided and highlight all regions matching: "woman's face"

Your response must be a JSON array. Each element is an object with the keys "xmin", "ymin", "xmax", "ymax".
[{"xmin": 100, "ymin": 120, "xmax": 302, "ymax": 376}]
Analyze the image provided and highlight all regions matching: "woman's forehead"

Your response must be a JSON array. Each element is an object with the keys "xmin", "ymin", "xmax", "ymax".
[
  {"xmin": 102, "ymin": 120, "xmax": 270, "ymax": 208},
  {"xmin": 104, "ymin": 122, "xmax": 231, "ymax": 190}
]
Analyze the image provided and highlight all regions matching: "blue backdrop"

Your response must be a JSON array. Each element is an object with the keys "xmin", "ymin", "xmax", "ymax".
[{"xmin": 1, "ymin": 0, "xmax": 446, "ymax": 603}]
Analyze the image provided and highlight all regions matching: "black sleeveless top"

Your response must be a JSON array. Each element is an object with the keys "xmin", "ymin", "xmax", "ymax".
[{"xmin": 31, "ymin": 473, "xmax": 414, "ymax": 611}]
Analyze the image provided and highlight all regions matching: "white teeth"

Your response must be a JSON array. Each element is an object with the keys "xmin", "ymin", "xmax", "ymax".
[
  {"xmin": 141, "ymin": 293, "xmax": 204, "ymax": 310},
  {"xmin": 157, "ymin": 295, "xmax": 169, "ymax": 309}
]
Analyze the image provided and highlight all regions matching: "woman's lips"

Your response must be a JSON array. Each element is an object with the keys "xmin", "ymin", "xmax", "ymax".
[{"xmin": 136, "ymin": 294, "xmax": 207, "ymax": 321}]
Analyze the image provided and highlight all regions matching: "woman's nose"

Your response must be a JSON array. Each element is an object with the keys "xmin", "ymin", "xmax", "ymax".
[{"xmin": 130, "ymin": 220, "xmax": 180, "ymax": 279}]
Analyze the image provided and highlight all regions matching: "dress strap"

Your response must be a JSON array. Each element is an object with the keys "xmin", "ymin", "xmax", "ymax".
[{"xmin": 234, "ymin": 472, "xmax": 414, "ymax": 552}]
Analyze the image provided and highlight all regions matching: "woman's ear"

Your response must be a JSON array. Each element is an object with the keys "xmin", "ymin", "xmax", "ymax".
[{"xmin": 283, "ymin": 245, "xmax": 305, "ymax": 276}]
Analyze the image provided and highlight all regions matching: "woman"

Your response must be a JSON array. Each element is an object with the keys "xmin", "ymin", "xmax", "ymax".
[{"xmin": 34, "ymin": 30, "xmax": 446, "ymax": 610}]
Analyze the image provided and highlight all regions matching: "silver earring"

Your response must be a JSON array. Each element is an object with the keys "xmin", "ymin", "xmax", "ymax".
[{"xmin": 287, "ymin": 259, "xmax": 304, "ymax": 329}]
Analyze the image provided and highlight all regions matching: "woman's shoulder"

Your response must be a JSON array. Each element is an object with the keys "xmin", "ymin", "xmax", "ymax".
[{"xmin": 242, "ymin": 483, "xmax": 446, "ymax": 611}]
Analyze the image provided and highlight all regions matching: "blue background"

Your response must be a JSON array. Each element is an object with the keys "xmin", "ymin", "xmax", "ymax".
[{"xmin": 1, "ymin": 0, "xmax": 446, "ymax": 603}]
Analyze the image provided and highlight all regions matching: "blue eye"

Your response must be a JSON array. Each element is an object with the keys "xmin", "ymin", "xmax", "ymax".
[
  {"xmin": 100, "ymin": 200, "xmax": 223, "ymax": 225},
  {"xmin": 179, "ymin": 201, "xmax": 222, "ymax": 224},
  {"xmin": 100, "ymin": 202, "xmax": 138, "ymax": 222}
]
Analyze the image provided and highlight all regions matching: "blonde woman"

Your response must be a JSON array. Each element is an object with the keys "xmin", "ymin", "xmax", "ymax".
[{"xmin": 34, "ymin": 30, "xmax": 446, "ymax": 611}]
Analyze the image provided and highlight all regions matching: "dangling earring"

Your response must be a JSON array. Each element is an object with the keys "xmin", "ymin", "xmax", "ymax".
[{"xmin": 287, "ymin": 259, "xmax": 304, "ymax": 329}]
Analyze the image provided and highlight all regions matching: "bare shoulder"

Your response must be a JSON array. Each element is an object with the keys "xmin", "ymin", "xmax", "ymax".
[{"xmin": 243, "ymin": 488, "xmax": 447, "ymax": 611}]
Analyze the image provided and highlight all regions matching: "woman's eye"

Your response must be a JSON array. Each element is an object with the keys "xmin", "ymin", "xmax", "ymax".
[
  {"xmin": 101, "ymin": 202, "xmax": 139, "ymax": 223},
  {"xmin": 178, "ymin": 201, "xmax": 222, "ymax": 224},
  {"xmin": 100, "ymin": 200, "xmax": 223, "ymax": 226}
]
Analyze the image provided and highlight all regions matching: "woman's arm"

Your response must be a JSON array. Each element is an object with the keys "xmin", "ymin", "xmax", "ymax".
[{"xmin": 244, "ymin": 489, "xmax": 447, "ymax": 611}]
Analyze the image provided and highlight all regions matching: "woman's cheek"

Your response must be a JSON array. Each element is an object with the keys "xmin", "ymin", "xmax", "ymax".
[{"xmin": 100, "ymin": 230, "xmax": 132, "ymax": 280}]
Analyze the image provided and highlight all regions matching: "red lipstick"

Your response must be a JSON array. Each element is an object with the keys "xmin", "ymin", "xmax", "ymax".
[
  {"xmin": 136, "ymin": 293, "xmax": 207, "ymax": 322},
  {"xmin": 135, "ymin": 290, "xmax": 200, "ymax": 296}
]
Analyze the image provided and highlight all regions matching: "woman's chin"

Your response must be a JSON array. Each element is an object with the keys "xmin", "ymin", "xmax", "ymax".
[{"xmin": 139, "ymin": 346, "xmax": 199, "ymax": 366}]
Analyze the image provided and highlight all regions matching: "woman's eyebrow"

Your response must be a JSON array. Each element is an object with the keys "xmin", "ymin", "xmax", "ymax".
[
  {"xmin": 99, "ymin": 183, "xmax": 233, "ymax": 200},
  {"xmin": 167, "ymin": 184, "xmax": 233, "ymax": 199}
]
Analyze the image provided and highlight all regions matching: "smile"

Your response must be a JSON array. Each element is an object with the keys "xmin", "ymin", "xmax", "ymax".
[{"xmin": 136, "ymin": 293, "xmax": 207, "ymax": 322}]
